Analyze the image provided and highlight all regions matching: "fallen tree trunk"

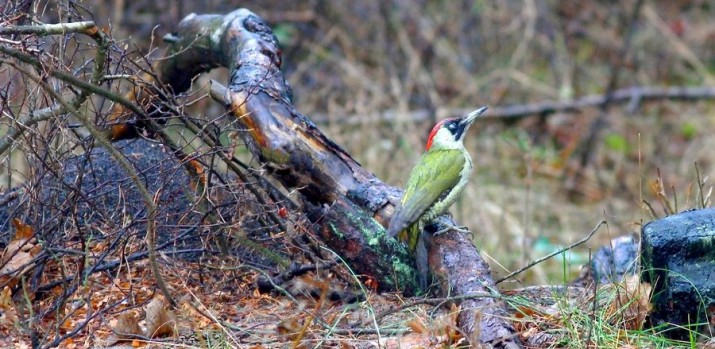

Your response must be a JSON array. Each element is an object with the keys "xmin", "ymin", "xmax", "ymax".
[{"xmin": 119, "ymin": 8, "xmax": 520, "ymax": 347}]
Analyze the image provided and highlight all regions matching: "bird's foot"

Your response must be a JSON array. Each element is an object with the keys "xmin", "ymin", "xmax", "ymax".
[{"xmin": 433, "ymin": 225, "xmax": 471, "ymax": 236}]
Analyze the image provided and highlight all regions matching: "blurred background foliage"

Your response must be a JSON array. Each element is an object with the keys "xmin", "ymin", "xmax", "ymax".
[{"xmin": 4, "ymin": 0, "xmax": 715, "ymax": 284}]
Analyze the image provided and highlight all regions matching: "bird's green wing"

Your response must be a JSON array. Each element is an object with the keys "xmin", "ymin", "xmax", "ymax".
[{"xmin": 388, "ymin": 149, "xmax": 466, "ymax": 239}]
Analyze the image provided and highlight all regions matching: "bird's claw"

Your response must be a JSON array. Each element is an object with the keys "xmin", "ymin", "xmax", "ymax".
[{"xmin": 433, "ymin": 225, "xmax": 471, "ymax": 236}]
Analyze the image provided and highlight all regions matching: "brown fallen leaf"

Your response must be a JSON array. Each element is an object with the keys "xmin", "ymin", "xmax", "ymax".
[
  {"xmin": 406, "ymin": 318, "xmax": 428, "ymax": 334},
  {"xmin": 605, "ymin": 275, "xmax": 653, "ymax": 330},
  {"xmin": 11, "ymin": 219, "xmax": 32, "ymax": 240},
  {"xmin": 0, "ymin": 286, "xmax": 18, "ymax": 329},
  {"xmin": 105, "ymin": 311, "xmax": 143, "ymax": 346},
  {"xmin": 145, "ymin": 297, "xmax": 176, "ymax": 338},
  {"xmin": 276, "ymin": 317, "xmax": 303, "ymax": 342},
  {"xmin": 0, "ymin": 220, "xmax": 41, "ymax": 288}
]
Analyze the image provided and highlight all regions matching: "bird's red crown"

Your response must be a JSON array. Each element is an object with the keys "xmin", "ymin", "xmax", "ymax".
[{"xmin": 425, "ymin": 118, "xmax": 452, "ymax": 151}]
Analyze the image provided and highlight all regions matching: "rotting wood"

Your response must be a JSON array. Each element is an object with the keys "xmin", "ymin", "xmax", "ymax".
[{"xmin": 111, "ymin": 8, "xmax": 521, "ymax": 347}]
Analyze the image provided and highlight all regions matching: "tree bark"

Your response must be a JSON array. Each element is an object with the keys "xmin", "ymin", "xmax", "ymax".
[{"xmin": 121, "ymin": 9, "xmax": 520, "ymax": 347}]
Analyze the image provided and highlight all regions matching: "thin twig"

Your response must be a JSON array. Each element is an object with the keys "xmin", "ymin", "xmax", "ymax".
[
  {"xmin": 1, "ymin": 59, "xmax": 175, "ymax": 307},
  {"xmin": 367, "ymin": 297, "xmax": 444, "ymax": 326},
  {"xmin": 695, "ymin": 162, "xmax": 706, "ymax": 209},
  {"xmin": 587, "ymin": 247, "xmax": 599, "ymax": 348},
  {"xmin": 0, "ymin": 45, "xmax": 148, "ymax": 119},
  {"xmin": 0, "ymin": 189, "xmax": 21, "ymax": 207},
  {"xmin": 642, "ymin": 199, "xmax": 658, "ymax": 220},
  {"xmin": 0, "ymin": 21, "xmax": 111, "ymax": 156},
  {"xmin": 495, "ymin": 220, "xmax": 606, "ymax": 284}
]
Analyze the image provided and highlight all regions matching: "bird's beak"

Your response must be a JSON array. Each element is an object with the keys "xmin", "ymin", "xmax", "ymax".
[{"xmin": 459, "ymin": 106, "xmax": 488, "ymax": 128}]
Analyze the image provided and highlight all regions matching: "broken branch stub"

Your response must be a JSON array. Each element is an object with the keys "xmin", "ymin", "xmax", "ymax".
[{"xmin": 154, "ymin": 8, "xmax": 519, "ymax": 346}]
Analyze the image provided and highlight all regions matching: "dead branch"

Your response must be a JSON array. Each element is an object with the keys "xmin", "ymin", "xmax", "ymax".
[
  {"xmin": 0, "ymin": 59, "xmax": 174, "ymax": 307},
  {"xmin": 495, "ymin": 220, "xmax": 605, "ymax": 284},
  {"xmin": 306, "ymin": 85, "xmax": 715, "ymax": 125},
  {"xmin": 0, "ymin": 21, "xmax": 97, "ymax": 35},
  {"xmin": 489, "ymin": 86, "xmax": 715, "ymax": 118}
]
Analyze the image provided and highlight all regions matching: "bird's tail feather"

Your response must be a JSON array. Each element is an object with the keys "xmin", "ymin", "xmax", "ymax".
[{"xmin": 415, "ymin": 233, "xmax": 429, "ymax": 290}]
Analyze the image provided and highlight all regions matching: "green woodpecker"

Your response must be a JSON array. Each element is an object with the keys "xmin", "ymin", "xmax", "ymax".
[{"xmin": 388, "ymin": 106, "xmax": 487, "ymax": 288}]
